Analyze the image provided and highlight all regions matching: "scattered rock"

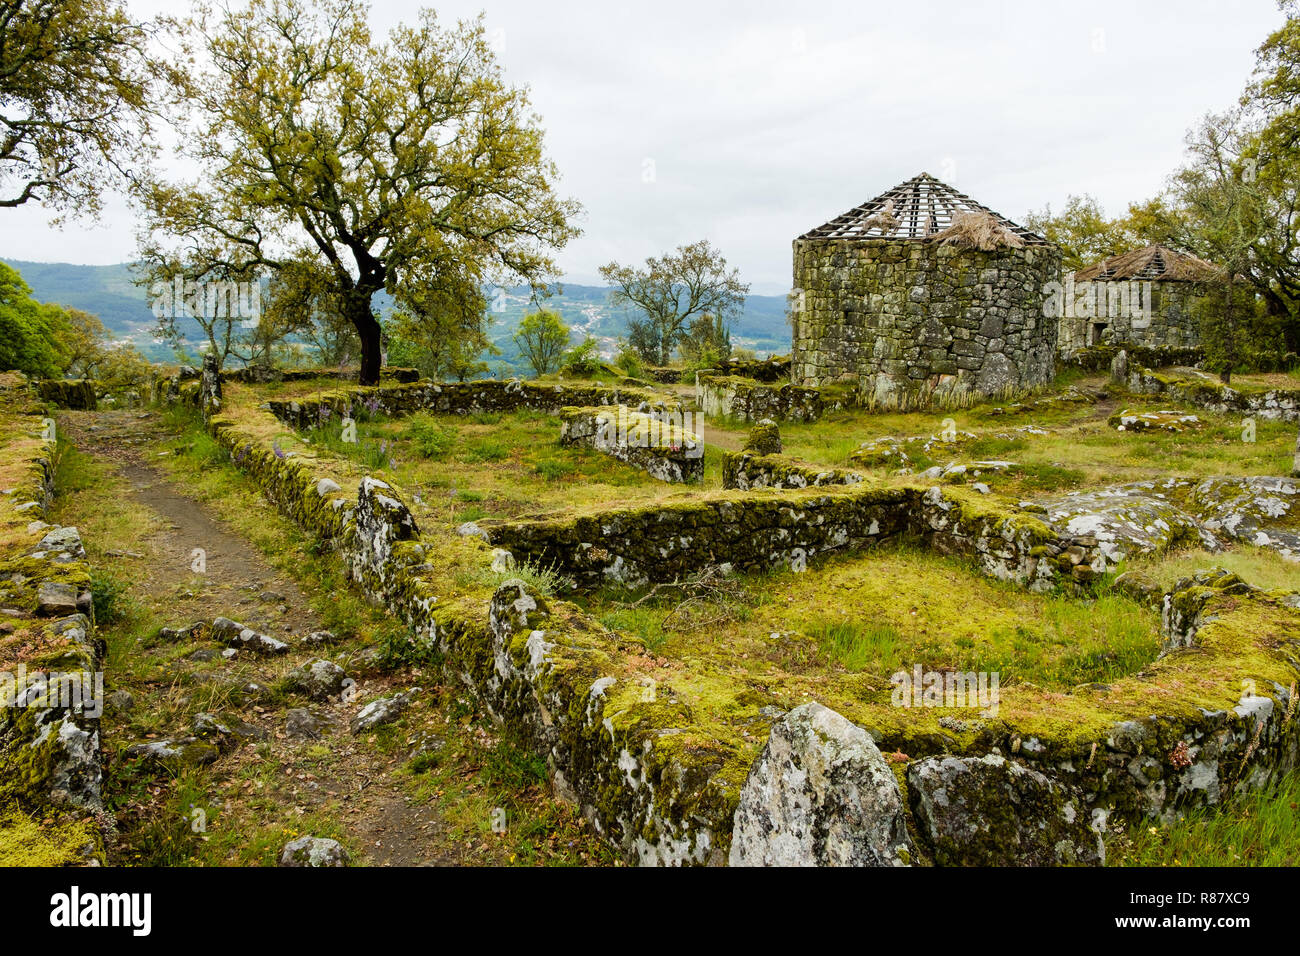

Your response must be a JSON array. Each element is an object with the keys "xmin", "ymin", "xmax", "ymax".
[
  {"xmin": 315, "ymin": 478, "xmax": 342, "ymax": 496},
  {"xmin": 104, "ymin": 690, "xmax": 134, "ymax": 715},
  {"xmin": 279, "ymin": 836, "xmax": 349, "ymax": 867},
  {"xmin": 729, "ymin": 702, "xmax": 913, "ymax": 867},
  {"xmin": 1109, "ymin": 408, "xmax": 1202, "ymax": 432},
  {"xmin": 301, "ymin": 630, "xmax": 335, "ymax": 647},
  {"xmin": 351, "ymin": 688, "xmax": 419, "ymax": 734},
  {"xmin": 158, "ymin": 621, "xmax": 206, "ymax": 642},
  {"xmin": 287, "ymin": 659, "xmax": 350, "ymax": 701},
  {"xmin": 192, "ymin": 713, "xmax": 237, "ymax": 752},
  {"xmin": 125, "ymin": 737, "xmax": 220, "ymax": 768},
  {"xmin": 211, "ymin": 616, "xmax": 289, "ymax": 656},
  {"xmin": 456, "ymin": 521, "xmax": 490, "ymax": 541},
  {"xmin": 908, "ymin": 753, "xmax": 1103, "ymax": 866},
  {"xmin": 229, "ymin": 720, "xmax": 268, "ymax": 742},
  {"xmin": 285, "ymin": 708, "xmax": 328, "ymax": 739}
]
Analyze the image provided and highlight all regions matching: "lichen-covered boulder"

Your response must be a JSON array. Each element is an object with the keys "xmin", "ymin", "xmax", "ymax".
[
  {"xmin": 1109, "ymin": 408, "xmax": 1202, "ymax": 432},
  {"xmin": 351, "ymin": 477, "xmax": 419, "ymax": 589},
  {"xmin": 729, "ymin": 702, "xmax": 913, "ymax": 867},
  {"xmin": 1031, "ymin": 478, "xmax": 1214, "ymax": 568},
  {"xmin": 1110, "ymin": 348, "xmax": 1129, "ymax": 384},
  {"xmin": 279, "ymin": 836, "xmax": 350, "ymax": 867},
  {"xmin": 908, "ymin": 754, "xmax": 1103, "ymax": 866},
  {"xmin": 1192, "ymin": 475, "xmax": 1299, "ymax": 561},
  {"xmin": 745, "ymin": 419, "xmax": 782, "ymax": 456},
  {"xmin": 125, "ymin": 737, "xmax": 220, "ymax": 768}
]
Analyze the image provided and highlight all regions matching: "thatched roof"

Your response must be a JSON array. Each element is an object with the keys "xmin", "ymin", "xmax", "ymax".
[
  {"xmin": 800, "ymin": 172, "xmax": 1051, "ymax": 245},
  {"xmin": 1074, "ymin": 244, "xmax": 1224, "ymax": 283},
  {"xmin": 931, "ymin": 211, "xmax": 1025, "ymax": 251}
]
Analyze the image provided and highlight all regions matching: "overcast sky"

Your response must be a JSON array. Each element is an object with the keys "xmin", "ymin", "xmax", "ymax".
[{"xmin": 0, "ymin": 0, "xmax": 1286, "ymax": 292}]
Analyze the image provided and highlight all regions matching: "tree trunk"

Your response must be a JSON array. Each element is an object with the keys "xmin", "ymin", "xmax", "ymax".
[{"xmin": 345, "ymin": 290, "xmax": 382, "ymax": 385}]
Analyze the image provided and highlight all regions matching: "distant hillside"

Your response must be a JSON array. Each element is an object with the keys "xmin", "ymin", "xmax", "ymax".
[{"xmin": 2, "ymin": 259, "xmax": 791, "ymax": 369}]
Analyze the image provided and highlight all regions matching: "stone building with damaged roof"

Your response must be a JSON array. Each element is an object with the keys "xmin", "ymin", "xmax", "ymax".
[
  {"xmin": 790, "ymin": 173, "xmax": 1060, "ymax": 406},
  {"xmin": 1056, "ymin": 243, "xmax": 1224, "ymax": 353}
]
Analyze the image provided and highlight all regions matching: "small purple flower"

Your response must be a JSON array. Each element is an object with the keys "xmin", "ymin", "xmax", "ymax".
[
  {"xmin": 273, "ymin": 442, "xmax": 286, "ymax": 460},
  {"xmin": 365, "ymin": 395, "xmax": 382, "ymax": 416}
]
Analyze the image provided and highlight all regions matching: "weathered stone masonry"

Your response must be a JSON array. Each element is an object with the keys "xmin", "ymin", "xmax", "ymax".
[{"xmin": 791, "ymin": 239, "xmax": 1060, "ymax": 405}]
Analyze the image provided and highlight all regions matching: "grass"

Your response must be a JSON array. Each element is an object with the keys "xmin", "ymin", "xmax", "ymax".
[
  {"xmin": 1127, "ymin": 545, "xmax": 1300, "ymax": 594},
  {"xmin": 1112, "ymin": 773, "xmax": 1300, "ymax": 866},
  {"xmin": 289, "ymin": 406, "xmax": 729, "ymax": 529},
  {"xmin": 581, "ymin": 545, "xmax": 1163, "ymax": 691}
]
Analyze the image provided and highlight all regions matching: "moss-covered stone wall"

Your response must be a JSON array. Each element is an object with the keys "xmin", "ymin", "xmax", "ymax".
[
  {"xmin": 0, "ymin": 381, "xmax": 104, "ymax": 864},
  {"xmin": 560, "ymin": 405, "xmax": 703, "ymax": 483},
  {"xmin": 485, "ymin": 482, "xmax": 1081, "ymax": 593},
  {"xmin": 265, "ymin": 379, "xmax": 682, "ymax": 431},
  {"xmin": 163, "ymin": 389, "xmax": 1300, "ymax": 865},
  {"xmin": 696, "ymin": 374, "xmax": 823, "ymax": 423},
  {"xmin": 722, "ymin": 450, "xmax": 865, "ymax": 491},
  {"xmin": 1130, "ymin": 368, "xmax": 1300, "ymax": 422},
  {"xmin": 791, "ymin": 238, "xmax": 1060, "ymax": 405}
]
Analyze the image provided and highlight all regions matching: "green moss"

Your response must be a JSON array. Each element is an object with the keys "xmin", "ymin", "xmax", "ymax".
[{"xmin": 0, "ymin": 806, "xmax": 95, "ymax": 866}]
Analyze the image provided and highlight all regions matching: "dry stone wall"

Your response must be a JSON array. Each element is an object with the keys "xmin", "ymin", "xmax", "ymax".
[
  {"xmin": 158, "ymin": 388, "xmax": 1300, "ymax": 866},
  {"xmin": 485, "ymin": 480, "xmax": 1085, "ymax": 593},
  {"xmin": 265, "ymin": 379, "xmax": 681, "ymax": 431},
  {"xmin": 559, "ymin": 406, "xmax": 703, "ymax": 483},
  {"xmin": 1129, "ymin": 369, "xmax": 1300, "ymax": 422},
  {"xmin": 696, "ymin": 374, "xmax": 823, "ymax": 423},
  {"xmin": 0, "ymin": 383, "xmax": 104, "ymax": 862}
]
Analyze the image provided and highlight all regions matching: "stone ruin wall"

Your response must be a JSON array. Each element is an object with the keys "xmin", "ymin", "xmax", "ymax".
[
  {"xmin": 790, "ymin": 238, "xmax": 1060, "ymax": 404},
  {"xmin": 1057, "ymin": 279, "xmax": 1210, "ymax": 354}
]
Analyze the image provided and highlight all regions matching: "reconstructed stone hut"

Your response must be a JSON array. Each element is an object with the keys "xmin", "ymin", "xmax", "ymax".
[
  {"xmin": 1058, "ymin": 244, "xmax": 1223, "ymax": 353},
  {"xmin": 790, "ymin": 173, "xmax": 1060, "ymax": 406}
]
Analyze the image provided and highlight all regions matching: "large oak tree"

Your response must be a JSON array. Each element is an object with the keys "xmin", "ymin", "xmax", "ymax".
[
  {"xmin": 138, "ymin": 0, "xmax": 579, "ymax": 384},
  {"xmin": 0, "ymin": 0, "xmax": 168, "ymax": 215}
]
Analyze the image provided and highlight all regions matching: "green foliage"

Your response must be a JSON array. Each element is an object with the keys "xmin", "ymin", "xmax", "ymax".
[
  {"xmin": 0, "ymin": 262, "xmax": 70, "ymax": 376},
  {"xmin": 600, "ymin": 239, "xmax": 749, "ymax": 365},
  {"xmin": 90, "ymin": 570, "xmax": 129, "ymax": 625},
  {"xmin": 513, "ymin": 309, "xmax": 570, "ymax": 377},
  {"xmin": 0, "ymin": 0, "xmax": 165, "ymax": 216},
  {"xmin": 811, "ymin": 618, "xmax": 905, "ymax": 673},
  {"xmin": 137, "ymin": 0, "xmax": 580, "ymax": 385},
  {"xmin": 1023, "ymin": 195, "xmax": 1140, "ymax": 271},
  {"xmin": 558, "ymin": 335, "xmax": 604, "ymax": 376},
  {"xmin": 613, "ymin": 343, "xmax": 645, "ymax": 378},
  {"xmin": 532, "ymin": 457, "xmax": 575, "ymax": 480},
  {"xmin": 677, "ymin": 311, "xmax": 733, "ymax": 368},
  {"xmin": 402, "ymin": 414, "xmax": 455, "ymax": 458},
  {"xmin": 1115, "ymin": 771, "xmax": 1300, "ymax": 866}
]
